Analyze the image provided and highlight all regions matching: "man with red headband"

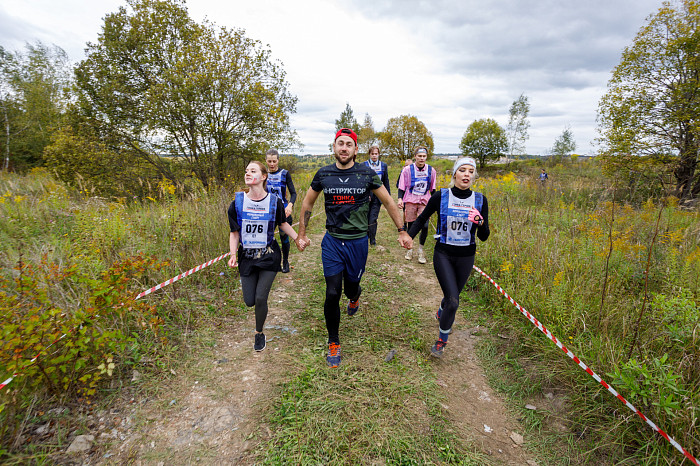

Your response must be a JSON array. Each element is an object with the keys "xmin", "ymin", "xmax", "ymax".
[{"xmin": 298, "ymin": 128, "xmax": 412, "ymax": 367}]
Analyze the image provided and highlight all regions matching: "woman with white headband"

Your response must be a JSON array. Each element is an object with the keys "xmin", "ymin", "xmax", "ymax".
[{"xmin": 406, "ymin": 156, "xmax": 490, "ymax": 357}]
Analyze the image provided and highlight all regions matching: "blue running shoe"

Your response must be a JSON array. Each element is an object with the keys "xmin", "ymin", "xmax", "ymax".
[
  {"xmin": 347, "ymin": 298, "xmax": 360, "ymax": 316},
  {"xmin": 327, "ymin": 342, "xmax": 341, "ymax": 368}
]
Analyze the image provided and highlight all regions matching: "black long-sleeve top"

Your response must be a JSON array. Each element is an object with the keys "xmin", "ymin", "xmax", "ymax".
[{"xmin": 407, "ymin": 187, "xmax": 490, "ymax": 257}]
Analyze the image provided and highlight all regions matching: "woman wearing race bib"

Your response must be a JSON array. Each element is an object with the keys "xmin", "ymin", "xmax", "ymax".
[
  {"xmin": 407, "ymin": 157, "xmax": 490, "ymax": 357},
  {"xmin": 227, "ymin": 161, "xmax": 306, "ymax": 352},
  {"xmin": 397, "ymin": 146, "xmax": 436, "ymax": 264}
]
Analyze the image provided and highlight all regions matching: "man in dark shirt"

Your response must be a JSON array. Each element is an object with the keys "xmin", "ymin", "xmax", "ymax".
[
  {"xmin": 364, "ymin": 145, "xmax": 391, "ymax": 246},
  {"xmin": 298, "ymin": 128, "xmax": 412, "ymax": 367},
  {"xmin": 265, "ymin": 149, "xmax": 297, "ymax": 272}
]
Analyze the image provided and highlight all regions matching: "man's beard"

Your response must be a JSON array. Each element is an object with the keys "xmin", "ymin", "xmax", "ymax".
[{"xmin": 334, "ymin": 152, "xmax": 354, "ymax": 166}]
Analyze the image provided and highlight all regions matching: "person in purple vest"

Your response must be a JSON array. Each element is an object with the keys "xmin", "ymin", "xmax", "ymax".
[
  {"xmin": 227, "ymin": 161, "xmax": 307, "ymax": 352},
  {"xmin": 363, "ymin": 145, "xmax": 391, "ymax": 246},
  {"xmin": 265, "ymin": 149, "xmax": 298, "ymax": 273},
  {"xmin": 397, "ymin": 146, "xmax": 437, "ymax": 264},
  {"xmin": 407, "ymin": 157, "xmax": 490, "ymax": 357}
]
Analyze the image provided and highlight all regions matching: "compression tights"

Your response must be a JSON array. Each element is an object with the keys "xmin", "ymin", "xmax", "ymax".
[
  {"xmin": 240, "ymin": 269, "xmax": 277, "ymax": 332},
  {"xmin": 324, "ymin": 272, "xmax": 361, "ymax": 343},
  {"xmin": 433, "ymin": 250, "xmax": 475, "ymax": 338}
]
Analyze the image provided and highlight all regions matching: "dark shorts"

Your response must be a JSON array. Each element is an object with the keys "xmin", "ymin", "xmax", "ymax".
[{"xmin": 321, "ymin": 232, "xmax": 368, "ymax": 281}]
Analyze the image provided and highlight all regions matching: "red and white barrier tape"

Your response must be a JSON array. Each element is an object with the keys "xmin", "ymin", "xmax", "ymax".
[
  {"xmin": 135, "ymin": 210, "xmax": 324, "ymax": 300},
  {"xmin": 0, "ymin": 333, "xmax": 68, "ymax": 391},
  {"xmin": 472, "ymin": 265, "xmax": 698, "ymax": 465},
  {"xmin": 134, "ymin": 252, "xmax": 231, "ymax": 300}
]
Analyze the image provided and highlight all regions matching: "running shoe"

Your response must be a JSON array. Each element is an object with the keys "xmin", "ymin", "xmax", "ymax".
[
  {"xmin": 418, "ymin": 249, "xmax": 426, "ymax": 264},
  {"xmin": 327, "ymin": 342, "xmax": 341, "ymax": 367},
  {"xmin": 281, "ymin": 261, "xmax": 290, "ymax": 273},
  {"xmin": 430, "ymin": 339, "xmax": 447, "ymax": 357},
  {"xmin": 254, "ymin": 332, "xmax": 266, "ymax": 352},
  {"xmin": 404, "ymin": 249, "xmax": 413, "ymax": 261},
  {"xmin": 435, "ymin": 306, "xmax": 442, "ymax": 320},
  {"xmin": 347, "ymin": 297, "xmax": 360, "ymax": 316}
]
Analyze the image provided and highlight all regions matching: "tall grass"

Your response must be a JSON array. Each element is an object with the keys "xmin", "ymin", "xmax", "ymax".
[{"xmin": 470, "ymin": 159, "xmax": 699, "ymax": 463}]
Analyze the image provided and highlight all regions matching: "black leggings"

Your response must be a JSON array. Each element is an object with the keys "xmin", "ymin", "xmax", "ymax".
[
  {"xmin": 324, "ymin": 272, "xmax": 361, "ymax": 343},
  {"xmin": 433, "ymin": 249, "xmax": 475, "ymax": 334},
  {"xmin": 406, "ymin": 221, "xmax": 428, "ymax": 245},
  {"xmin": 240, "ymin": 269, "xmax": 277, "ymax": 332},
  {"xmin": 367, "ymin": 197, "xmax": 382, "ymax": 243}
]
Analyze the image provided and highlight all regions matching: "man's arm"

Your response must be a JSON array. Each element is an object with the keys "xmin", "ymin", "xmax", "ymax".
[
  {"xmin": 298, "ymin": 187, "xmax": 320, "ymax": 240},
  {"xmin": 381, "ymin": 163, "xmax": 391, "ymax": 195},
  {"xmin": 372, "ymin": 186, "xmax": 412, "ymax": 249}
]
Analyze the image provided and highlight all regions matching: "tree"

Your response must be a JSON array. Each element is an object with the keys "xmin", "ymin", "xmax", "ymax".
[
  {"xmin": 506, "ymin": 93, "xmax": 530, "ymax": 159},
  {"xmin": 0, "ymin": 42, "xmax": 71, "ymax": 171},
  {"xmin": 459, "ymin": 118, "xmax": 507, "ymax": 168},
  {"xmin": 379, "ymin": 114, "xmax": 434, "ymax": 161},
  {"xmin": 70, "ymin": 0, "xmax": 297, "ymax": 189},
  {"xmin": 357, "ymin": 113, "xmax": 376, "ymax": 156},
  {"xmin": 597, "ymin": 0, "xmax": 700, "ymax": 200},
  {"xmin": 335, "ymin": 103, "xmax": 360, "ymax": 133},
  {"xmin": 551, "ymin": 126, "xmax": 576, "ymax": 162}
]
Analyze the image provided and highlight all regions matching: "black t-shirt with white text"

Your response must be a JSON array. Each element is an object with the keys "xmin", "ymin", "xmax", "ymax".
[{"xmin": 310, "ymin": 163, "xmax": 383, "ymax": 239}]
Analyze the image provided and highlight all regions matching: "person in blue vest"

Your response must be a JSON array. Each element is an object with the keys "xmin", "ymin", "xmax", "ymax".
[
  {"xmin": 265, "ymin": 149, "xmax": 298, "ymax": 273},
  {"xmin": 407, "ymin": 156, "xmax": 490, "ymax": 357},
  {"xmin": 227, "ymin": 161, "xmax": 307, "ymax": 352},
  {"xmin": 297, "ymin": 128, "xmax": 412, "ymax": 368},
  {"xmin": 364, "ymin": 145, "xmax": 391, "ymax": 246},
  {"xmin": 397, "ymin": 146, "xmax": 437, "ymax": 264}
]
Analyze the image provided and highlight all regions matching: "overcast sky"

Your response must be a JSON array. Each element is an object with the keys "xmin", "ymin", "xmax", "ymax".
[{"xmin": 1, "ymin": 0, "xmax": 663, "ymax": 155}]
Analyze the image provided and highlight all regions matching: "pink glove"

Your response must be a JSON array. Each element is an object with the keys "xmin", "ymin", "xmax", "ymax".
[{"xmin": 468, "ymin": 208, "xmax": 484, "ymax": 226}]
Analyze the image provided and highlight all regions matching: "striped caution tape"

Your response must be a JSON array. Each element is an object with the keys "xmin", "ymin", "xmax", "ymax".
[
  {"xmin": 135, "ymin": 210, "xmax": 323, "ymax": 300},
  {"xmin": 134, "ymin": 251, "xmax": 231, "ymax": 300},
  {"xmin": 1, "ymin": 210, "xmax": 325, "ymax": 392},
  {"xmin": 0, "ymin": 333, "xmax": 68, "ymax": 391},
  {"xmin": 472, "ymin": 265, "xmax": 698, "ymax": 465}
]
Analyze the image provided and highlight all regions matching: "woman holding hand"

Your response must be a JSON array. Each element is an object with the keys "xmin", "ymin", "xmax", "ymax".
[
  {"xmin": 406, "ymin": 157, "xmax": 490, "ymax": 357},
  {"xmin": 227, "ymin": 161, "xmax": 307, "ymax": 352}
]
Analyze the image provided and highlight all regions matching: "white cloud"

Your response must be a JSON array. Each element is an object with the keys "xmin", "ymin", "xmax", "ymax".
[{"xmin": 1, "ymin": 0, "xmax": 665, "ymax": 155}]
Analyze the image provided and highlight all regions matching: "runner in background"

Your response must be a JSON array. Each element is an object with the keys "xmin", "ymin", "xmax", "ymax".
[
  {"xmin": 228, "ymin": 161, "xmax": 307, "ymax": 352},
  {"xmin": 397, "ymin": 147, "xmax": 437, "ymax": 264},
  {"xmin": 407, "ymin": 156, "xmax": 490, "ymax": 357},
  {"xmin": 397, "ymin": 158, "xmax": 412, "ymax": 230},
  {"xmin": 364, "ymin": 145, "xmax": 390, "ymax": 246},
  {"xmin": 265, "ymin": 149, "xmax": 297, "ymax": 273},
  {"xmin": 297, "ymin": 128, "xmax": 412, "ymax": 368}
]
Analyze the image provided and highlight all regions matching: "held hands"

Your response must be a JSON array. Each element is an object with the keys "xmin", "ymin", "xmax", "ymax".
[
  {"xmin": 295, "ymin": 235, "xmax": 310, "ymax": 251},
  {"xmin": 398, "ymin": 231, "xmax": 413, "ymax": 249},
  {"xmin": 468, "ymin": 207, "xmax": 484, "ymax": 226}
]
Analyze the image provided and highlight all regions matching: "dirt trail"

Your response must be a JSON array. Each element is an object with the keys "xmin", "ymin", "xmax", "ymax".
[
  {"xmin": 398, "ymin": 260, "xmax": 536, "ymax": 465},
  {"xmin": 99, "ymin": 230, "xmax": 536, "ymax": 465}
]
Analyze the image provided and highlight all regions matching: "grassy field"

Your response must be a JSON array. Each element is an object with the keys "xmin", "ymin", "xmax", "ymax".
[{"xmin": 0, "ymin": 159, "xmax": 698, "ymax": 464}]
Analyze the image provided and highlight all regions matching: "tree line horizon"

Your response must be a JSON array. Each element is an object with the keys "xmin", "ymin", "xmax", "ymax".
[{"xmin": 1, "ymin": 0, "xmax": 699, "ymax": 201}]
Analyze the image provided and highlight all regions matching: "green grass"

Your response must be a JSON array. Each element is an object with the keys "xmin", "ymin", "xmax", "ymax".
[
  {"xmin": 1, "ymin": 160, "xmax": 699, "ymax": 464},
  {"xmin": 258, "ymin": 249, "xmax": 489, "ymax": 464}
]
